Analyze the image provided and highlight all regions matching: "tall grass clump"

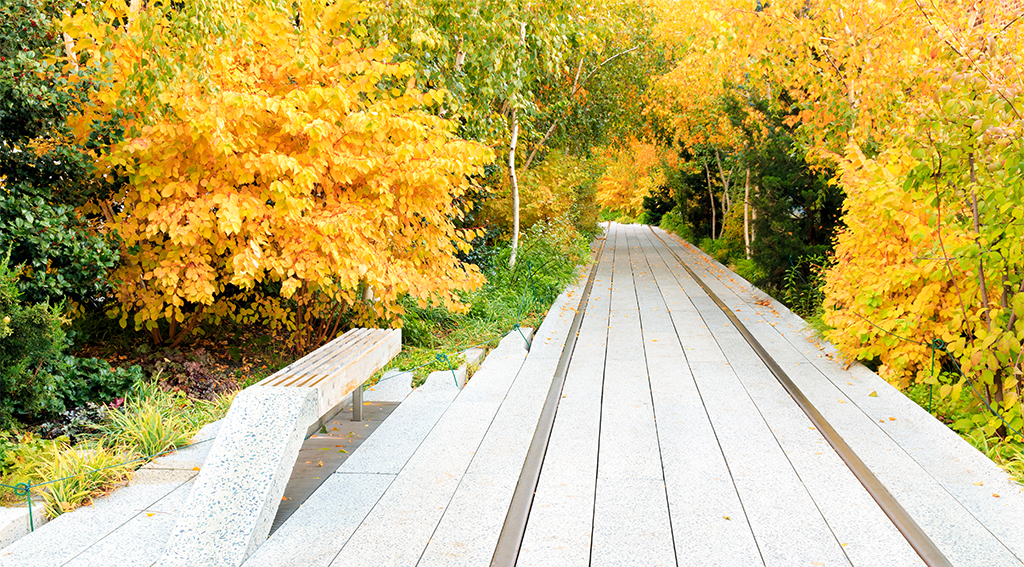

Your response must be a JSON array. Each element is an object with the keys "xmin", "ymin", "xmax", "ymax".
[
  {"xmin": 104, "ymin": 380, "xmax": 234, "ymax": 457},
  {"xmin": 3, "ymin": 437, "xmax": 132, "ymax": 517},
  {"xmin": 1, "ymin": 379, "xmax": 235, "ymax": 518}
]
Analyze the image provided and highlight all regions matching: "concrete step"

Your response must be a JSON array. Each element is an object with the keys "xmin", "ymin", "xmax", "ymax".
[{"xmin": 242, "ymin": 330, "xmax": 532, "ymax": 567}]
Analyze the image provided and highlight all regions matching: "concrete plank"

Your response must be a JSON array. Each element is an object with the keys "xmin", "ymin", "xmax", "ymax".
[
  {"xmin": 63, "ymin": 477, "xmax": 194, "ymax": 567},
  {"xmin": 327, "ymin": 332, "xmax": 530, "ymax": 566},
  {"xmin": 241, "ymin": 473, "xmax": 394, "ymax": 567},
  {"xmin": 688, "ymin": 358, "xmax": 852, "ymax": 567},
  {"xmin": 515, "ymin": 230, "xmax": 615, "ymax": 567},
  {"xmin": 589, "ymin": 225, "xmax": 675, "ymax": 567},
  {"xmin": 654, "ymin": 226, "xmax": 1024, "ymax": 566},
  {"xmin": 634, "ymin": 235, "xmax": 764, "ymax": 567},
  {"xmin": 0, "ymin": 468, "xmax": 194, "ymax": 567},
  {"xmin": 591, "ymin": 477, "xmax": 676, "ymax": 567},
  {"xmin": 417, "ymin": 258, "xmax": 596, "ymax": 566}
]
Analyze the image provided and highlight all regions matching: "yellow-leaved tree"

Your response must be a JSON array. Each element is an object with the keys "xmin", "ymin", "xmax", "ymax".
[
  {"xmin": 595, "ymin": 139, "xmax": 676, "ymax": 217},
  {"xmin": 65, "ymin": 0, "xmax": 494, "ymax": 349},
  {"xmin": 650, "ymin": 0, "xmax": 1024, "ymax": 438}
]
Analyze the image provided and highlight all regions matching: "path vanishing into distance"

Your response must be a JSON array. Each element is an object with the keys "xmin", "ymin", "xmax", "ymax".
[
  {"xmin": 4, "ymin": 222, "xmax": 1024, "ymax": 567},
  {"xmin": 251, "ymin": 223, "xmax": 1024, "ymax": 567}
]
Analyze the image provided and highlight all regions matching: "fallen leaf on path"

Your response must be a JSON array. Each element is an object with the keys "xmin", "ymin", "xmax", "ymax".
[
  {"xmin": 868, "ymin": 391, "xmax": 878, "ymax": 397},
  {"xmin": 974, "ymin": 481, "xmax": 984, "ymax": 486}
]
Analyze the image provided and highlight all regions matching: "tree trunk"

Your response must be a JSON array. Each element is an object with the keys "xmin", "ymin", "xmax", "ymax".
[
  {"xmin": 714, "ymin": 149, "xmax": 733, "ymax": 216},
  {"xmin": 704, "ymin": 163, "xmax": 716, "ymax": 240},
  {"xmin": 509, "ymin": 107, "xmax": 520, "ymax": 268},
  {"xmin": 751, "ymin": 184, "xmax": 758, "ymax": 243},
  {"xmin": 744, "ymin": 168, "xmax": 751, "ymax": 259}
]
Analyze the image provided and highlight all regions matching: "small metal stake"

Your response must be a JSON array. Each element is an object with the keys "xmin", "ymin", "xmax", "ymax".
[{"xmin": 352, "ymin": 385, "xmax": 363, "ymax": 422}]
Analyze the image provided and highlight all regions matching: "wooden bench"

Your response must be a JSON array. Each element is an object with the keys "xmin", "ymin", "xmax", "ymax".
[
  {"xmin": 255, "ymin": 328, "xmax": 402, "ymax": 433},
  {"xmin": 156, "ymin": 328, "xmax": 401, "ymax": 567}
]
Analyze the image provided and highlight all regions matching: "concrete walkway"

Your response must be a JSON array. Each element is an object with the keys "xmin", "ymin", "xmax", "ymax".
[
  {"xmin": 4, "ymin": 222, "xmax": 1023, "ymax": 566},
  {"xmin": 256, "ymin": 222, "xmax": 1022, "ymax": 566}
]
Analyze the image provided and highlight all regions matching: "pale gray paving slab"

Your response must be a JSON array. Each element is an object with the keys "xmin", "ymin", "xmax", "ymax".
[
  {"xmin": 635, "ymin": 229, "xmax": 923, "ymax": 566},
  {"xmin": 688, "ymin": 360, "xmax": 852, "ymax": 567},
  {"xmin": 596, "ymin": 227, "xmax": 664, "ymax": 482},
  {"xmin": 0, "ymin": 468, "xmax": 196, "ymax": 567},
  {"xmin": 241, "ymin": 473, "xmax": 394, "ymax": 567},
  {"xmin": 63, "ymin": 475, "xmax": 194, "ymax": 567},
  {"xmin": 721, "ymin": 352, "xmax": 924, "ymax": 566},
  {"xmin": 418, "ymin": 262, "xmax": 596, "ymax": 566},
  {"xmin": 0, "ymin": 506, "xmax": 46, "ymax": 552},
  {"xmin": 338, "ymin": 384, "xmax": 459, "ymax": 475},
  {"xmin": 328, "ymin": 332, "xmax": 531, "ymax": 566},
  {"xmin": 779, "ymin": 362, "xmax": 1021, "ymax": 566},
  {"xmin": 633, "ymin": 234, "xmax": 763, "ymax": 566},
  {"xmin": 515, "ymin": 228, "xmax": 615, "ymax": 567},
  {"xmin": 414, "ymin": 472, "xmax": 518, "ymax": 567},
  {"xmin": 363, "ymin": 369, "xmax": 413, "ymax": 402},
  {"xmin": 590, "ymin": 477, "xmax": 676, "ymax": 567},
  {"xmin": 674, "ymin": 243, "xmax": 1024, "ymax": 564},
  {"xmin": 590, "ymin": 224, "xmax": 674, "ymax": 567},
  {"xmin": 732, "ymin": 299, "xmax": 1024, "ymax": 561}
]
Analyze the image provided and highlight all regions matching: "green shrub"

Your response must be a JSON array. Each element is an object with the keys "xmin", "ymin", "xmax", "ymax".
[
  {"xmin": 733, "ymin": 258, "xmax": 767, "ymax": 286},
  {"xmin": 780, "ymin": 253, "xmax": 828, "ymax": 318},
  {"xmin": 55, "ymin": 356, "xmax": 144, "ymax": 410},
  {"xmin": 642, "ymin": 186, "xmax": 675, "ymax": 227},
  {"xmin": 698, "ymin": 237, "xmax": 737, "ymax": 265},
  {"xmin": 0, "ymin": 254, "xmax": 66, "ymax": 429},
  {"xmin": 659, "ymin": 209, "xmax": 693, "ymax": 242}
]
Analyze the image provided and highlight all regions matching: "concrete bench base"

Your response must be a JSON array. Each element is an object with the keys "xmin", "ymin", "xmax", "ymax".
[{"xmin": 155, "ymin": 386, "xmax": 318, "ymax": 567}]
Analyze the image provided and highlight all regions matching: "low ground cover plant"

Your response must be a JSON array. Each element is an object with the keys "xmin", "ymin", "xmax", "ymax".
[{"xmin": 0, "ymin": 380, "xmax": 233, "ymax": 517}]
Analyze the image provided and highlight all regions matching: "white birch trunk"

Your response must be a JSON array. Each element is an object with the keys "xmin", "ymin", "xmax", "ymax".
[
  {"xmin": 508, "ymin": 107, "xmax": 520, "ymax": 268},
  {"xmin": 744, "ymin": 168, "xmax": 751, "ymax": 259}
]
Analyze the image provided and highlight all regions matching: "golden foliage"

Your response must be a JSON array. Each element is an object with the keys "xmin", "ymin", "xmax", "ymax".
[
  {"xmin": 594, "ymin": 139, "xmax": 675, "ymax": 216},
  {"xmin": 65, "ymin": 0, "xmax": 494, "ymax": 345}
]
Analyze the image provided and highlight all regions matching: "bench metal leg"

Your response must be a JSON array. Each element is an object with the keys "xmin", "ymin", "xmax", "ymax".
[{"xmin": 352, "ymin": 385, "xmax": 363, "ymax": 421}]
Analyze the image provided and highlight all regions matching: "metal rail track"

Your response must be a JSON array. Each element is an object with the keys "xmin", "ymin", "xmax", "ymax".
[
  {"xmin": 490, "ymin": 224, "xmax": 954, "ymax": 567},
  {"xmin": 490, "ymin": 225, "xmax": 608, "ymax": 567}
]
